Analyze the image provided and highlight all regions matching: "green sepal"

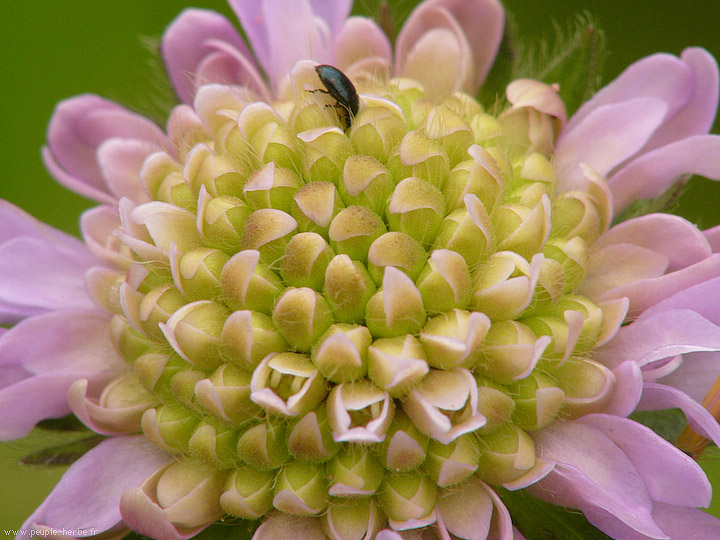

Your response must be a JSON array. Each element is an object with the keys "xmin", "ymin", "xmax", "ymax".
[
  {"xmin": 20, "ymin": 433, "xmax": 105, "ymax": 466},
  {"xmin": 498, "ymin": 488, "xmax": 612, "ymax": 540},
  {"xmin": 614, "ymin": 178, "xmax": 688, "ymax": 225}
]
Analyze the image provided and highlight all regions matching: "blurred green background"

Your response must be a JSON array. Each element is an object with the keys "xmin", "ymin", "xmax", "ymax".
[{"xmin": 2, "ymin": 0, "xmax": 720, "ymax": 531}]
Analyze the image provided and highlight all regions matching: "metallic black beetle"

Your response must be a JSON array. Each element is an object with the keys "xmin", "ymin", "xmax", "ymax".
[{"xmin": 314, "ymin": 64, "xmax": 359, "ymax": 129}]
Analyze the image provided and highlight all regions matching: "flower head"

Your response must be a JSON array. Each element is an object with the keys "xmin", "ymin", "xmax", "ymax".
[{"xmin": 5, "ymin": 1, "xmax": 720, "ymax": 540}]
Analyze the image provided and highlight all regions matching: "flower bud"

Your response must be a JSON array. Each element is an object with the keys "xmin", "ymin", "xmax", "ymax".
[
  {"xmin": 339, "ymin": 155, "xmax": 393, "ymax": 215},
  {"xmin": 328, "ymin": 446, "xmax": 385, "ymax": 497},
  {"xmin": 555, "ymin": 357, "xmax": 615, "ymax": 418},
  {"xmin": 494, "ymin": 196, "xmax": 551, "ymax": 259},
  {"xmin": 111, "ymin": 315, "xmax": 152, "ymax": 362},
  {"xmin": 240, "ymin": 208, "xmax": 298, "ymax": 266},
  {"xmin": 178, "ymin": 248, "xmax": 229, "ymax": 300},
  {"xmin": 507, "ymin": 371, "xmax": 564, "ymax": 430},
  {"xmin": 327, "ymin": 380, "xmax": 395, "ymax": 443},
  {"xmin": 329, "ymin": 206, "xmax": 386, "ymax": 262},
  {"xmin": 221, "ymin": 465, "xmax": 276, "ymax": 519},
  {"xmin": 377, "ymin": 473, "xmax": 437, "ymax": 529},
  {"xmin": 424, "ymin": 105, "xmax": 474, "ymax": 168},
  {"xmin": 188, "ymin": 421, "xmax": 240, "ymax": 468},
  {"xmin": 221, "ymin": 310, "xmax": 287, "ymax": 370},
  {"xmin": 376, "ymin": 409, "xmax": 429, "ymax": 472},
  {"xmin": 433, "ymin": 195, "xmax": 493, "ymax": 269},
  {"xmin": 170, "ymin": 369, "xmax": 206, "ymax": 408},
  {"xmin": 184, "ymin": 144, "xmax": 245, "ymax": 198},
  {"xmin": 419, "ymin": 310, "xmax": 490, "ymax": 370},
  {"xmin": 142, "ymin": 404, "xmax": 199, "ymax": 453},
  {"xmin": 444, "ymin": 146, "xmax": 504, "ymax": 214},
  {"xmin": 423, "ymin": 433, "xmax": 480, "ymax": 487},
  {"xmin": 134, "ymin": 352, "xmax": 182, "ymax": 398},
  {"xmin": 398, "ymin": 130, "xmax": 449, "ymax": 189},
  {"xmin": 403, "ymin": 369, "xmax": 486, "ymax": 444},
  {"xmin": 137, "ymin": 284, "xmax": 186, "ymax": 341},
  {"xmin": 236, "ymin": 420, "xmax": 289, "ymax": 469},
  {"xmin": 197, "ymin": 194, "xmax": 250, "ymax": 253},
  {"xmin": 324, "ymin": 254, "xmax": 377, "ymax": 323},
  {"xmin": 272, "ymin": 287, "xmax": 334, "ymax": 352},
  {"xmin": 250, "ymin": 123, "xmax": 301, "ymax": 171},
  {"xmin": 476, "ymin": 423, "xmax": 536, "ymax": 485},
  {"xmin": 279, "ymin": 232, "xmax": 334, "ymax": 290},
  {"xmin": 194, "ymin": 364, "xmax": 259, "ymax": 424},
  {"xmin": 298, "ymin": 127, "xmax": 353, "ymax": 184},
  {"xmin": 349, "ymin": 97, "xmax": 407, "ymax": 163},
  {"xmin": 243, "ymin": 162, "xmax": 302, "ymax": 212},
  {"xmin": 221, "ymin": 249, "xmax": 284, "ymax": 315},
  {"xmin": 471, "ymin": 251, "xmax": 539, "ymax": 321},
  {"xmin": 154, "ymin": 461, "xmax": 226, "ymax": 527},
  {"xmin": 475, "ymin": 378, "xmax": 516, "ymax": 434},
  {"xmin": 387, "ymin": 178, "xmax": 446, "ymax": 245},
  {"xmin": 365, "ymin": 268, "xmax": 426, "ymax": 338},
  {"xmin": 543, "ymin": 237, "xmax": 588, "ymax": 292},
  {"xmin": 312, "ymin": 324, "xmax": 371, "ymax": 383},
  {"xmin": 475, "ymin": 320, "xmax": 550, "ymax": 383},
  {"xmin": 287, "ymin": 404, "xmax": 339, "ymax": 463},
  {"xmin": 367, "ymin": 334, "xmax": 429, "ymax": 398},
  {"xmin": 367, "ymin": 232, "xmax": 427, "ymax": 285},
  {"xmin": 160, "ymin": 300, "xmax": 229, "ymax": 369},
  {"xmin": 322, "ymin": 498, "xmax": 385, "ymax": 540},
  {"xmin": 291, "ymin": 181, "xmax": 345, "ymax": 236},
  {"xmin": 415, "ymin": 249, "xmax": 472, "ymax": 313},
  {"xmin": 273, "ymin": 461, "xmax": 328, "ymax": 515}
]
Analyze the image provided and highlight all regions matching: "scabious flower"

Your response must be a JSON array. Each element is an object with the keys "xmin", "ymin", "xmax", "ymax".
[{"xmin": 4, "ymin": 0, "xmax": 720, "ymax": 539}]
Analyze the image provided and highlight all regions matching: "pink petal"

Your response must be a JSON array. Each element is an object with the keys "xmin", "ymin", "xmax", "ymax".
[
  {"xmin": 705, "ymin": 223, "xmax": 720, "ymax": 252},
  {"xmin": 643, "ymin": 47, "xmax": 720, "ymax": 152},
  {"xmin": 564, "ymin": 52, "xmax": 693, "ymax": 136},
  {"xmin": 97, "ymin": 138, "xmax": 157, "ymax": 203},
  {"xmin": 658, "ymin": 350, "xmax": 720, "ymax": 403},
  {"xmin": 334, "ymin": 17, "xmax": 392, "ymax": 72},
  {"xmin": 0, "ymin": 200, "xmax": 87, "ymax": 250},
  {"xmin": 80, "ymin": 206, "xmax": 129, "ymax": 268},
  {"xmin": 0, "ymin": 238, "xmax": 98, "ymax": 318},
  {"xmin": 44, "ymin": 95, "xmax": 168, "ymax": 203},
  {"xmin": 506, "ymin": 79, "xmax": 566, "ymax": 123},
  {"xmin": 643, "ymin": 275, "xmax": 720, "ymax": 326},
  {"xmin": 308, "ymin": 0, "xmax": 352, "ymax": 36},
  {"xmin": 555, "ymin": 98, "xmax": 667, "ymax": 189},
  {"xmin": 162, "ymin": 8, "xmax": 253, "ymax": 104},
  {"xmin": 596, "ymin": 214, "xmax": 711, "ymax": 272},
  {"xmin": 604, "ymin": 361, "xmax": 643, "ymax": 416},
  {"xmin": 651, "ymin": 502, "xmax": 720, "ymax": 539},
  {"xmin": 194, "ymin": 42, "xmax": 271, "ymax": 101},
  {"xmin": 579, "ymin": 414, "xmax": 711, "ymax": 507},
  {"xmin": 25, "ymin": 437, "xmax": 171, "ymax": 534},
  {"xmin": 639, "ymin": 382, "xmax": 720, "ymax": 447},
  {"xmin": 120, "ymin": 486, "xmax": 206, "ymax": 540},
  {"xmin": 609, "ymin": 135, "xmax": 720, "ymax": 215},
  {"xmin": 596, "ymin": 309, "xmax": 720, "ymax": 369}
]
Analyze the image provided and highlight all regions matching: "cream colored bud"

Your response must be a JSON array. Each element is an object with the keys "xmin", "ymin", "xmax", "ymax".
[
  {"xmin": 198, "ymin": 195, "xmax": 250, "ymax": 253},
  {"xmin": 423, "ymin": 433, "xmax": 480, "ymax": 487},
  {"xmin": 376, "ymin": 409, "xmax": 429, "ymax": 472},
  {"xmin": 387, "ymin": 177, "xmax": 446, "ymax": 245},
  {"xmin": 142, "ymin": 404, "xmax": 199, "ymax": 453},
  {"xmin": 243, "ymin": 162, "xmax": 302, "ymax": 212},
  {"xmin": 240, "ymin": 208, "xmax": 298, "ymax": 266},
  {"xmin": 221, "ymin": 249, "xmax": 284, "ymax": 315},
  {"xmin": 272, "ymin": 287, "xmax": 333, "ymax": 352},
  {"xmin": 280, "ymin": 232, "xmax": 334, "ymax": 290},
  {"xmin": 377, "ymin": 473, "xmax": 437, "ymax": 529},
  {"xmin": 312, "ymin": 324, "xmax": 371, "ymax": 383},
  {"xmin": 475, "ymin": 378, "xmax": 516, "ymax": 433},
  {"xmin": 507, "ymin": 371, "xmax": 564, "ymax": 430},
  {"xmin": 298, "ymin": 127, "xmax": 353, "ymax": 184},
  {"xmin": 221, "ymin": 465, "xmax": 276, "ymax": 519},
  {"xmin": 194, "ymin": 364, "xmax": 259, "ymax": 424},
  {"xmin": 420, "ymin": 309, "xmax": 490, "ymax": 370},
  {"xmin": 543, "ymin": 237, "xmax": 589, "ymax": 292},
  {"xmin": 424, "ymin": 104, "xmax": 474, "ymax": 167},
  {"xmin": 403, "ymin": 368, "xmax": 486, "ymax": 444},
  {"xmin": 416, "ymin": 249, "xmax": 472, "ymax": 313},
  {"xmin": 398, "ymin": 130, "xmax": 450, "ymax": 189},
  {"xmin": 291, "ymin": 181, "xmax": 345, "ymax": 236},
  {"xmin": 339, "ymin": 154, "xmax": 393, "ymax": 215},
  {"xmin": 327, "ymin": 379, "xmax": 395, "ymax": 443},
  {"xmin": 155, "ymin": 461, "xmax": 226, "ymax": 527},
  {"xmin": 111, "ymin": 316, "xmax": 152, "ymax": 362},
  {"xmin": 444, "ymin": 146, "xmax": 504, "ymax": 213},
  {"xmin": 365, "ymin": 267, "xmax": 427, "ymax": 338},
  {"xmin": 328, "ymin": 446, "xmax": 385, "ymax": 497},
  {"xmin": 137, "ymin": 284, "xmax": 186, "ymax": 341},
  {"xmin": 433, "ymin": 195, "xmax": 493, "ymax": 269},
  {"xmin": 236, "ymin": 420, "xmax": 289, "ymax": 469},
  {"xmin": 555, "ymin": 357, "xmax": 615, "ymax": 418},
  {"xmin": 367, "ymin": 334, "xmax": 429, "ymax": 398},
  {"xmin": 273, "ymin": 461, "xmax": 328, "ymax": 515},
  {"xmin": 188, "ymin": 421, "xmax": 240, "ymax": 468},
  {"xmin": 287, "ymin": 404, "xmax": 339, "ymax": 463},
  {"xmin": 329, "ymin": 205, "xmax": 387, "ymax": 262},
  {"xmin": 324, "ymin": 254, "xmax": 377, "ymax": 323},
  {"xmin": 184, "ymin": 144, "xmax": 245, "ymax": 198},
  {"xmin": 178, "ymin": 247, "xmax": 229, "ymax": 300},
  {"xmin": 322, "ymin": 498, "xmax": 385, "ymax": 540},
  {"xmin": 221, "ymin": 310, "xmax": 287, "ymax": 370},
  {"xmin": 476, "ymin": 423, "xmax": 536, "ymax": 485},
  {"xmin": 349, "ymin": 98, "xmax": 407, "ymax": 163},
  {"xmin": 494, "ymin": 196, "xmax": 551, "ymax": 259},
  {"xmin": 476, "ymin": 320, "xmax": 550, "ymax": 383},
  {"xmin": 367, "ymin": 232, "xmax": 427, "ymax": 285}
]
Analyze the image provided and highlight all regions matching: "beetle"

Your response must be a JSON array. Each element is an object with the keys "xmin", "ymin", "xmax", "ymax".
[{"xmin": 314, "ymin": 64, "xmax": 359, "ymax": 129}]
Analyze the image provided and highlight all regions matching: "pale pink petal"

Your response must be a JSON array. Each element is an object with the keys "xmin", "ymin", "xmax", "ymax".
[
  {"xmin": 0, "ymin": 238, "xmax": 98, "ymax": 320},
  {"xmin": 0, "ymin": 200, "xmax": 87, "ymax": 249},
  {"xmin": 20, "ymin": 437, "xmax": 171, "ymax": 535},
  {"xmin": 608, "ymin": 135, "xmax": 720, "ymax": 215},
  {"xmin": 97, "ymin": 138, "xmax": 157, "ymax": 203},
  {"xmin": 596, "ymin": 309, "xmax": 720, "ymax": 369},
  {"xmin": 705, "ymin": 223, "xmax": 720, "ymax": 252},
  {"xmin": 564, "ymin": 53, "xmax": 693, "ymax": 136},
  {"xmin": 604, "ymin": 361, "xmax": 643, "ymax": 416},
  {"xmin": 252, "ymin": 512, "xmax": 326, "ymax": 540},
  {"xmin": 638, "ymin": 382, "xmax": 720, "ymax": 447},
  {"xmin": 643, "ymin": 47, "xmax": 720, "ymax": 151},
  {"xmin": 658, "ymin": 350, "xmax": 720, "ymax": 402},
  {"xmin": 228, "ymin": 0, "xmax": 272, "ymax": 71},
  {"xmin": 334, "ymin": 17, "xmax": 392, "ymax": 72},
  {"xmin": 595, "ymin": 214, "xmax": 711, "ymax": 272},
  {"xmin": 44, "ymin": 95, "xmax": 168, "ymax": 203},
  {"xmin": 555, "ymin": 98, "xmax": 667, "ymax": 189},
  {"xmin": 120, "ymin": 486, "xmax": 207, "ymax": 540},
  {"xmin": 506, "ymin": 79, "xmax": 566, "ymax": 123},
  {"xmin": 308, "ymin": 0, "xmax": 352, "ymax": 36},
  {"xmin": 579, "ymin": 414, "xmax": 711, "ymax": 507},
  {"xmin": 651, "ymin": 502, "xmax": 720, "ymax": 539},
  {"xmin": 80, "ymin": 206, "xmax": 129, "ymax": 268},
  {"xmin": 194, "ymin": 41, "xmax": 271, "ymax": 101},
  {"xmin": 162, "ymin": 8, "xmax": 253, "ymax": 104},
  {"xmin": 642, "ymin": 275, "xmax": 720, "ymax": 326}
]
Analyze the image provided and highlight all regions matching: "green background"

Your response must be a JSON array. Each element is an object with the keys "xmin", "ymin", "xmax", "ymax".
[{"xmin": 2, "ymin": 0, "xmax": 720, "ymax": 531}]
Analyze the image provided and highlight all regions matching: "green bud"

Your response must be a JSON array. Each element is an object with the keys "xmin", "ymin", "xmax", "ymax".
[
  {"xmin": 197, "ymin": 195, "xmax": 250, "ymax": 253},
  {"xmin": 476, "ymin": 423, "xmax": 536, "ymax": 485},
  {"xmin": 162, "ymin": 300, "xmax": 229, "ymax": 370},
  {"xmin": 194, "ymin": 364, "xmax": 259, "ymax": 425},
  {"xmin": 272, "ymin": 287, "xmax": 334, "ymax": 352},
  {"xmin": 221, "ymin": 310, "xmax": 287, "ymax": 370},
  {"xmin": 142, "ymin": 404, "xmax": 199, "ymax": 453},
  {"xmin": 291, "ymin": 181, "xmax": 345, "ymax": 236},
  {"xmin": 416, "ymin": 249, "xmax": 472, "ymax": 313},
  {"xmin": 543, "ymin": 237, "xmax": 588, "ymax": 292},
  {"xmin": 298, "ymin": 127, "xmax": 353, "ymax": 184},
  {"xmin": 236, "ymin": 420, "xmax": 289, "ymax": 470},
  {"xmin": 365, "ymin": 267, "xmax": 427, "ymax": 338},
  {"xmin": 507, "ymin": 371, "xmax": 564, "ymax": 430},
  {"xmin": 555, "ymin": 357, "xmax": 615, "ymax": 418},
  {"xmin": 367, "ymin": 334, "xmax": 429, "ymax": 398},
  {"xmin": 494, "ymin": 197, "xmax": 551, "ymax": 260},
  {"xmin": 188, "ymin": 421, "xmax": 240, "ymax": 468},
  {"xmin": 221, "ymin": 249, "xmax": 284, "ymax": 315},
  {"xmin": 312, "ymin": 324, "xmax": 371, "ymax": 383},
  {"xmin": 339, "ymin": 154, "xmax": 393, "ymax": 215},
  {"xmin": 221, "ymin": 465, "xmax": 276, "ymax": 519},
  {"xmin": 386, "ymin": 177, "xmax": 446, "ymax": 245},
  {"xmin": 377, "ymin": 473, "xmax": 437, "ymax": 527},
  {"xmin": 110, "ymin": 315, "xmax": 152, "ymax": 362},
  {"xmin": 424, "ymin": 104, "xmax": 474, "ymax": 168},
  {"xmin": 178, "ymin": 248, "xmax": 229, "ymax": 300},
  {"xmin": 155, "ymin": 461, "xmax": 226, "ymax": 527},
  {"xmin": 273, "ymin": 461, "xmax": 328, "ymax": 515},
  {"xmin": 376, "ymin": 409, "xmax": 429, "ymax": 472},
  {"xmin": 349, "ymin": 97, "xmax": 407, "ymax": 163},
  {"xmin": 420, "ymin": 309, "xmax": 490, "ymax": 370},
  {"xmin": 329, "ymin": 206, "xmax": 386, "ymax": 262},
  {"xmin": 322, "ymin": 498, "xmax": 385, "ymax": 540},
  {"xmin": 243, "ymin": 162, "xmax": 302, "ymax": 212},
  {"xmin": 240, "ymin": 208, "xmax": 298, "ymax": 266},
  {"xmin": 324, "ymin": 254, "xmax": 377, "ymax": 324},
  {"xmin": 279, "ymin": 232, "xmax": 334, "ymax": 290},
  {"xmin": 367, "ymin": 231, "xmax": 427, "ymax": 285},
  {"xmin": 433, "ymin": 196, "xmax": 493, "ymax": 269},
  {"xmin": 327, "ymin": 379, "xmax": 395, "ymax": 443},
  {"xmin": 398, "ymin": 130, "xmax": 450, "ymax": 189},
  {"xmin": 137, "ymin": 284, "xmax": 186, "ymax": 341},
  {"xmin": 471, "ymin": 251, "xmax": 538, "ymax": 321},
  {"xmin": 287, "ymin": 404, "xmax": 339, "ymax": 463},
  {"xmin": 423, "ymin": 433, "xmax": 480, "ymax": 487},
  {"xmin": 328, "ymin": 446, "xmax": 385, "ymax": 497},
  {"xmin": 184, "ymin": 144, "xmax": 245, "ymax": 197}
]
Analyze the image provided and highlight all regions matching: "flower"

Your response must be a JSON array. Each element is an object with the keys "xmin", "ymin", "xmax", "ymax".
[{"xmin": 4, "ymin": 1, "xmax": 720, "ymax": 539}]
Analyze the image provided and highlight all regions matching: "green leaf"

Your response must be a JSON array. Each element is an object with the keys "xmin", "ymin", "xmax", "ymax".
[
  {"xmin": 630, "ymin": 408, "xmax": 690, "ymax": 444},
  {"xmin": 613, "ymin": 176, "xmax": 689, "ymax": 225},
  {"xmin": 477, "ymin": 13, "xmax": 520, "ymax": 110},
  {"xmin": 36, "ymin": 414, "xmax": 88, "ymax": 432},
  {"xmin": 498, "ymin": 488, "xmax": 612, "ymax": 540},
  {"xmin": 21, "ymin": 434, "xmax": 105, "ymax": 466}
]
